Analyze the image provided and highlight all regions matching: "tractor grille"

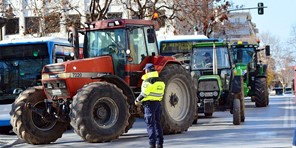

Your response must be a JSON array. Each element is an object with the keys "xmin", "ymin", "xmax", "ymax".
[
  {"xmin": 198, "ymin": 80, "xmax": 219, "ymax": 91},
  {"xmin": 44, "ymin": 65, "xmax": 65, "ymax": 73}
]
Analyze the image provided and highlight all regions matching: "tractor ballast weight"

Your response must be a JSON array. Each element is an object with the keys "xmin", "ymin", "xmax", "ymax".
[
  {"xmin": 231, "ymin": 41, "xmax": 270, "ymax": 107},
  {"xmin": 191, "ymin": 41, "xmax": 245, "ymax": 125},
  {"xmin": 10, "ymin": 19, "xmax": 197, "ymax": 144}
]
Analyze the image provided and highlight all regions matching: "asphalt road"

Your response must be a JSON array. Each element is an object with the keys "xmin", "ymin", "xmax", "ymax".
[{"xmin": 1, "ymin": 95, "xmax": 295, "ymax": 148}]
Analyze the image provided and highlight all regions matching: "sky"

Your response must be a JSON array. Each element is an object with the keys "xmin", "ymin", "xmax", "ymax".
[{"xmin": 233, "ymin": 0, "xmax": 296, "ymax": 43}]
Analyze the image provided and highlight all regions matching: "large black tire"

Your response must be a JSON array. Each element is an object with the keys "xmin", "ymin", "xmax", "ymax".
[
  {"xmin": 70, "ymin": 82, "xmax": 130, "ymax": 143},
  {"xmin": 233, "ymin": 99, "xmax": 241, "ymax": 125},
  {"xmin": 10, "ymin": 86, "xmax": 68, "ymax": 144},
  {"xmin": 159, "ymin": 64, "xmax": 197, "ymax": 134},
  {"xmin": 254, "ymin": 78, "xmax": 268, "ymax": 107}
]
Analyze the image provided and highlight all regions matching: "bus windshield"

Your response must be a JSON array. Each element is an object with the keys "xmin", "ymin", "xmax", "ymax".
[
  {"xmin": 86, "ymin": 29, "xmax": 127, "ymax": 58},
  {"xmin": 191, "ymin": 46, "xmax": 231, "ymax": 70},
  {"xmin": 0, "ymin": 43, "xmax": 49, "ymax": 102}
]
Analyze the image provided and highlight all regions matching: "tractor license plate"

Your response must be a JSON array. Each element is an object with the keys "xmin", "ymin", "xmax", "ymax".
[
  {"xmin": 52, "ymin": 89, "xmax": 62, "ymax": 95},
  {"xmin": 204, "ymin": 92, "xmax": 213, "ymax": 97},
  {"xmin": 204, "ymin": 98, "xmax": 214, "ymax": 103}
]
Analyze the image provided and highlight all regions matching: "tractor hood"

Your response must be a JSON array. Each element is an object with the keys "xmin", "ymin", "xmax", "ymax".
[
  {"xmin": 42, "ymin": 56, "xmax": 114, "ymax": 79},
  {"xmin": 41, "ymin": 56, "xmax": 114, "ymax": 99},
  {"xmin": 197, "ymin": 75, "xmax": 222, "ymax": 99}
]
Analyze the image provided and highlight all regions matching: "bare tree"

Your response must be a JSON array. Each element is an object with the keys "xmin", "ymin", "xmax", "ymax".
[
  {"xmin": 260, "ymin": 31, "xmax": 295, "ymax": 88},
  {"xmin": 174, "ymin": 0, "xmax": 231, "ymax": 37},
  {"xmin": 120, "ymin": 0, "xmax": 180, "ymax": 20},
  {"xmin": 89, "ymin": 0, "xmax": 113, "ymax": 21},
  {"xmin": 0, "ymin": 0, "xmax": 82, "ymax": 37},
  {"xmin": 0, "ymin": 0, "xmax": 14, "ymax": 28}
]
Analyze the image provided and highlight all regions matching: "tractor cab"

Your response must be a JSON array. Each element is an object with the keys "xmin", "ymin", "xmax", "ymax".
[
  {"xmin": 69, "ymin": 19, "xmax": 159, "ymax": 88},
  {"xmin": 191, "ymin": 42, "xmax": 232, "ymax": 84},
  {"xmin": 231, "ymin": 41, "xmax": 270, "ymax": 74}
]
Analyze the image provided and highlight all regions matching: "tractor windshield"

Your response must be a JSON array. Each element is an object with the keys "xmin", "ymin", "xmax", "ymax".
[
  {"xmin": 232, "ymin": 47, "xmax": 255, "ymax": 65},
  {"xmin": 86, "ymin": 29, "xmax": 127, "ymax": 58},
  {"xmin": 0, "ymin": 44, "xmax": 49, "ymax": 103},
  {"xmin": 191, "ymin": 46, "xmax": 231, "ymax": 70}
]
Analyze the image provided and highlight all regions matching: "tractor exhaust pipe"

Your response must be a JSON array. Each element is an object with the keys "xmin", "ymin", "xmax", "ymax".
[{"xmin": 68, "ymin": 26, "xmax": 81, "ymax": 59}]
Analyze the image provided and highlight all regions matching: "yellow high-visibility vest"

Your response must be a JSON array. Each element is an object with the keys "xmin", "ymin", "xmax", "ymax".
[{"xmin": 140, "ymin": 71, "xmax": 165, "ymax": 102}]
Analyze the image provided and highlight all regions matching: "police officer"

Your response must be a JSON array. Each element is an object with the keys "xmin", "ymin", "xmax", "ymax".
[{"xmin": 135, "ymin": 63, "xmax": 165, "ymax": 148}]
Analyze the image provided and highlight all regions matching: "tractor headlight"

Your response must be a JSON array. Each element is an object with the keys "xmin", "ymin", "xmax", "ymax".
[
  {"xmin": 199, "ymin": 92, "xmax": 205, "ymax": 97},
  {"xmin": 44, "ymin": 83, "xmax": 53, "ymax": 89},
  {"xmin": 58, "ymin": 81, "xmax": 66, "ymax": 88},
  {"xmin": 213, "ymin": 91, "xmax": 218, "ymax": 96}
]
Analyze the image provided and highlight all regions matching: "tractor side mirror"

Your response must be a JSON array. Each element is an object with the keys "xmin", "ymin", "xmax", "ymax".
[
  {"xmin": 265, "ymin": 45, "xmax": 270, "ymax": 56},
  {"xmin": 147, "ymin": 29, "xmax": 155, "ymax": 43}
]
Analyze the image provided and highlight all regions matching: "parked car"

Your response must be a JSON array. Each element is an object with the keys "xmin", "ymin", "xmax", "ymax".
[
  {"xmin": 284, "ymin": 87, "xmax": 293, "ymax": 95},
  {"xmin": 273, "ymin": 87, "xmax": 284, "ymax": 95}
]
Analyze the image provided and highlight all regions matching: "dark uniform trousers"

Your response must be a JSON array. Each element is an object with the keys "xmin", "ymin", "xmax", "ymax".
[{"xmin": 143, "ymin": 101, "xmax": 164, "ymax": 146}]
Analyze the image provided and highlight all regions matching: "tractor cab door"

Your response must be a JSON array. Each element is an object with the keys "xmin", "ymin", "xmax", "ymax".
[{"xmin": 126, "ymin": 26, "xmax": 158, "ymax": 88}]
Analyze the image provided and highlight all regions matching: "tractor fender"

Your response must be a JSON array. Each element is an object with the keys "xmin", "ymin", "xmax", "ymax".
[
  {"xmin": 97, "ymin": 75, "xmax": 135, "ymax": 104},
  {"xmin": 257, "ymin": 64, "xmax": 268, "ymax": 77},
  {"xmin": 153, "ymin": 57, "xmax": 182, "ymax": 72}
]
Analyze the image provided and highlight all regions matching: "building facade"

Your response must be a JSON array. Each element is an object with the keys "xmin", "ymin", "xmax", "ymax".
[
  {"xmin": 0, "ymin": 1, "xmax": 257, "ymax": 41},
  {"xmin": 227, "ymin": 11, "xmax": 258, "ymax": 43}
]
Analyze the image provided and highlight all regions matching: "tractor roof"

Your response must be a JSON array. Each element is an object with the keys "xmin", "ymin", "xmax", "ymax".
[
  {"xmin": 231, "ymin": 41, "xmax": 259, "ymax": 48},
  {"xmin": 83, "ymin": 19, "xmax": 159, "ymax": 31},
  {"xmin": 192, "ymin": 41, "xmax": 228, "ymax": 48}
]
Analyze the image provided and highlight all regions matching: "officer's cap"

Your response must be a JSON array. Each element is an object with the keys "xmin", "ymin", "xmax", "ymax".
[{"xmin": 143, "ymin": 63, "xmax": 155, "ymax": 71}]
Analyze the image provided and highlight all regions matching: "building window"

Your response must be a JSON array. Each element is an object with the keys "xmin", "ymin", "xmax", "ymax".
[
  {"xmin": 25, "ymin": 17, "xmax": 40, "ymax": 34},
  {"xmin": 5, "ymin": 18, "xmax": 19, "ymax": 35},
  {"xmin": 66, "ymin": 15, "xmax": 81, "ymax": 29},
  {"xmin": 44, "ymin": 12, "xmax": 60, "ymax": 33},
  {"xmin": 107, "ymin": 12, "xmax": 122, "ymax": 19}
]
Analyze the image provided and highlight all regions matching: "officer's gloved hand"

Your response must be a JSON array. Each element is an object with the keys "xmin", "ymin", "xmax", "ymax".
[{"xmin": 134, "ymin": 97, "xmax": 142, "ymax": 106}]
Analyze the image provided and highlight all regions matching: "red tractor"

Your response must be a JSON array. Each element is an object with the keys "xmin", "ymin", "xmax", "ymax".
[{"xmin": 10, "ymin": 19, "xmax": 197, "ymax": 144}]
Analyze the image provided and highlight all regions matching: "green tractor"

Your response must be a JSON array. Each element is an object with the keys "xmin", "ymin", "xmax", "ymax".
[
  {"xmin": 231, "ymin": 41, "xmax": 270, "ymax": 107},
  {"xmin": 191, "ymin": 41, "xmax": 245, "ymax": 125}
]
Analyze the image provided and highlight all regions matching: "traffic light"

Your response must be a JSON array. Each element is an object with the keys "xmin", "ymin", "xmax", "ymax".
[{"xmin": 258, "ymin": 2, "xmax": 264, "ymax": 15}]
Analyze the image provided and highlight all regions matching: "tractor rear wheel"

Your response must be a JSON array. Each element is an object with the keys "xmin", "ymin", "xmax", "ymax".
[
  {"xmin": 159, "ymin": 64, "xmax": 197, "ymax": 134},
  {"xmin": 10, "ymin": 86, "xmax": 68, "ymax": 144},
  {"xmin": 254, "ymin": 77, "xmax": 268, "ymax": 107},
  {"xmin": 70, "ymin": 82, "xmax": 130, "ymax": 143},
  {"xmin": 233, "ymin": 99, "xmax": 241, "ymax": 125}
]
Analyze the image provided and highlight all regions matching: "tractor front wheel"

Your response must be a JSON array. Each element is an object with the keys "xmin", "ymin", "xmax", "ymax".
[
  {"xmin": 10, "ymin": 86, "xmax": 68, "ymax": 144},
  {"xmin": 70, "ymin": 82, "xmax": 130, "ymax": 143},
  {"xmin": 233, "ymin": 99, "xmax": 241, "ymax": 125},
  {"xmin": 254, "ymin": 77, "xmax": 269, "ymax": 107}
]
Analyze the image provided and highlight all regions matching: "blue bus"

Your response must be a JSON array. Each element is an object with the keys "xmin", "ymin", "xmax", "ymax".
[{"xmin": 0, "ymin": 37, "xmax": 75, "ymax": 134}]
